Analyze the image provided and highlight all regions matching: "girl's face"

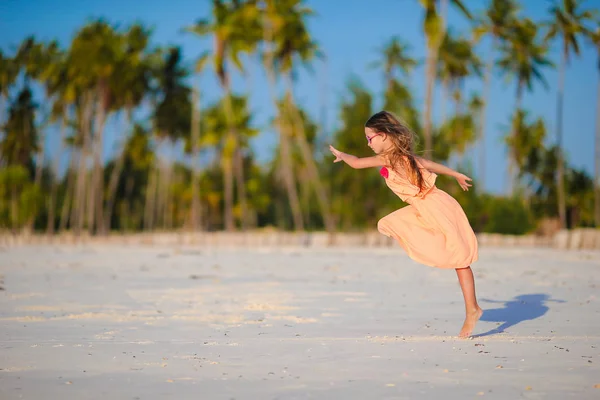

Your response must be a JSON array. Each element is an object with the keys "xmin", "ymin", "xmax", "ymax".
[{"xmin": 365, "ymin": 127, "xmax": 389, "ymax": 154}]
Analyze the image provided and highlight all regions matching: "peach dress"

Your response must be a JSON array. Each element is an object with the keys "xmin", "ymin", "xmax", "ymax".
[{"xmin": 377, "ymin": 161, "xmax": 478, "ymax": 269}]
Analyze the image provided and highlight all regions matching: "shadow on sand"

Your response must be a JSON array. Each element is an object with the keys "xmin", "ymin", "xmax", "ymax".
[{"xmin": 473, "ymin": 293, "xmax": 565, "ymax": 338}]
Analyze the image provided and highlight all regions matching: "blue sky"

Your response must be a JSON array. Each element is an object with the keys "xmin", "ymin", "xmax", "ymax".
[{"xmin": 1, "ymin": 0, "xmax": 598, "ymax": 194}]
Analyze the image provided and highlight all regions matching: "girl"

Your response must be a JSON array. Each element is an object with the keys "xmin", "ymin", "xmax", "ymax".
[{"xmin": 329, "ymin": 110, "xmax": 482, "ymax": 338}]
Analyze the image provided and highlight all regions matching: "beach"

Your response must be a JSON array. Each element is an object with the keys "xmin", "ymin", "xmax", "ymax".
[{"xmin": 1, "ymin": 243, "xmax": 599, "ymax": 399}]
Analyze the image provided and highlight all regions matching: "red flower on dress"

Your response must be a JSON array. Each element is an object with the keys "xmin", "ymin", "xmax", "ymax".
[{"xmin": 380, "ymin": 166, "xmax": 389, "ymax": 179}]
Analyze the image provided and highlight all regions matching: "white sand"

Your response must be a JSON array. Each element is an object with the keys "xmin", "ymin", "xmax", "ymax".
[{"xmin": 0, "ymin": 243, "xmax": 599, "ymax": 399}]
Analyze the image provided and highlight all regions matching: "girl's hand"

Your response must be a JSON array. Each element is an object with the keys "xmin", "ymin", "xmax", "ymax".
[
  {"xmin": 455, "ymin": 173, "xmax": 473, "ymax": 191},
  {"xmin": 329, "ymin": 145, "xmax": 343, "ymax": 163}
]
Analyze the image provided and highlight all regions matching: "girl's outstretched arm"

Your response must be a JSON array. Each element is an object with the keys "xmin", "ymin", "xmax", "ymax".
[
  {"xmin": 417, "ymin": 157, "xmax": 473, "ymax": 191},
  {"xmin": 329, "ymin": 145, "xmax": 386, "ymax": 169}
]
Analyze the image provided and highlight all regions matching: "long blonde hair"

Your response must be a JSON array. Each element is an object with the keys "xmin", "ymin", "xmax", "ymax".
[{"xmin": 365, "ymin": 110, "xmax": 427, "ymax": 191}]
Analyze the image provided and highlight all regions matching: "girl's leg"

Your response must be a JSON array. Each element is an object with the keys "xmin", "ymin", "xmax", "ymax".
[{"xmin": 455, "ymin": 266, "xmax": 483, "ymax": 338}]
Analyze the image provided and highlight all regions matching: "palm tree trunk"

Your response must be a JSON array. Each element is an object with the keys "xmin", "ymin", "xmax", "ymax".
[
  {"xmin": 441, "ymin": 78, "xmax": 449, "ymax": 125},
  {"xmin": 285, "ymin": 77, "xmax": 336, "ymax": 239},
  {"xmin": 59, "ymin": 149, "xmax": 78, "ymax": 232},
  {"xmin": 34, "ymin": 131, "xmax": 45, "ymax": 187},
  {"xmin": 222, "ymin": 147, "xmax": 235, "ymax": 231},
  {"xmin": 75, "ymin": 92, "xmax": 94, "ymax": 235},
  {"xmin": 556, "ymin": 51, "xmax": 567, "ymax": 229},
  {"xmin": 222, "ymin": 90, "xmax": 237, "ymax": 232},
  {"xmin": 280, "ymin": 122, "xmax": 304, "ymax": 231},
  {"xmin": 479, "ymin": 44, "xmax": 495, "ymax": 192},
  {"xmin": 298, "ymin": 167, "xmax": 311, "ymax": 229},
  {"xmin": 508, "ymin": 84, "xmax": 524, "ymax": 195},
  {"xmin": 124, "ymin": 175, "xmax": 134, "ymax": 231},
  {"xmin": 93, "ymin": 88, "xmax": 108, "ymax": 235},
  {"xmin": 233, "ymin": 146, "xmax": 248, "ymax": 230},
  {"xmin": 143, "ymin": 164, "xmax": 158, "ymax": 231},
  {"xmin": 190, "ymin": 85, "xmax": 202, "ymax": 231},
  {"xmin": 47, "ymin": 111, "xmax": 67, "ymax": 235},
  {"xmin": 103, "ymin": 109, "xmax": 132, "ymax": 232},
  {"xmin": 423, "ymin": 47, "xmax": 435, "ymax": 158},
  {"xmin": 594, "ymin": 59, "xmax": 600, "ymax": 227},
  {"xmin": 262, "ymin": 28, "xmax": 304, "ymax": 231},
  {"xmin": 157, "ymin": 160, "xmax": 166, "ymax": 229},
  {"xmin": 11, "ymin": 183, "xmax": 18, "ymax": 234},
  {"xmin": 164, "ymin": 154, "xmax": 173, "ymax": 230}
]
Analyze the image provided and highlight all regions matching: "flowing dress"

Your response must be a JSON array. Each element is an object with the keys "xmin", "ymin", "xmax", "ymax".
[{"xmin": 377, "ymin": 161, "xmax": 478, "ymax": 269}]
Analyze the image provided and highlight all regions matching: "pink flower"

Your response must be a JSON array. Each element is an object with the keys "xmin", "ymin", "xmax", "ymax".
[{"xmin": 380, "ymin": 167, "xmax": 389, "ymax": 179}]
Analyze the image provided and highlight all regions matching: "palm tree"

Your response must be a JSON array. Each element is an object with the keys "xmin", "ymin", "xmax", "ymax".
[
  {"xmin": 369, "ymin": 36, "xmax": 421, "ymax": 149},
  {"xmin": 68, "ymin": 20, "xmax": 123, "ymax": 234},
  {"xmin": 38, "ymin": 43, "xmax": 73, "ymax": 234},
  {"xmin": 262, "ymin": 0, "xmax": 305, "ymax": 231},
  {"xmin": 545, "ymin": 0, "xmax": 597, "ymax": 229},
  {"xmin": 118, "ymin": 124, "xmax": 155, "ymax": 231},
  {"xmin": 419, "ymin": 0, "xmax": 471, "ymax": 158},
  {"xmin": 472, "ymin": 0, "xmax": 519, "ymax": 189},
  {"xmin": 267, "ymin": 0, "xmax": 337, "ymax": 236},
  {"xmin": 370, "ymin": 36, "xmax": 418, "ymax": 96},
  {"xmin": 186, "ymin": 0, "xmax": 262, "ymax": 231},
  {"xmin": 497, "ymin": 18, "xmax": 553, "ymax": 192},
  {"xmin": 189, "ymin": 53, "xmax": 210, "ymax": 231},
  {"xmin": 0, "ymin": 87, "xmax": 38, "ymax": 174},
  {"xmin": 148, "ymin": 46, "xmax": 191, "ymax": 230},
  {"xmin": 103, "ymin": 23, "xmax": 152, "ymax": 233},
  {"xmin": 200, "ymin": 94, "xmax": 259, "ymax": 228},
  {"xmin": 0, "ymin": 51, "xmax": 19, "ymax": 127},
  {"xmin": 437, "ymin": 30, "xmax": 482, "ymax": 122},
  {"xmin": 592, "ymin": 27, "xmax": 600, "ymax": 227},
  {"xmin": 13, "ymin": 37, "xmax": 45, "ymax": 186}
]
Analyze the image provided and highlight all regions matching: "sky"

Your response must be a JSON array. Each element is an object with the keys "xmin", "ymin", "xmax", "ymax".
[{"xmin": 1, "ymin": 0, "xmax": 599, "ymax": 195}]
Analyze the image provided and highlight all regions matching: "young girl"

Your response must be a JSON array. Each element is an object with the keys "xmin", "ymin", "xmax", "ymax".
[{"xmin": 329, "ymin": 110, "xmax": 482, "ymax": 338}]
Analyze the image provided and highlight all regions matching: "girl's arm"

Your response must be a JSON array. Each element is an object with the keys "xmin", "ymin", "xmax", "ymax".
[
  {"xmin": 417, "ymin": 157, "xmax": 473, "ymax": 191},
  {"xmin": 417, "ymin": 157, "xmax": 459, "ymax": 177},
  {"xmin": 329, "ymin": 145, "xmax": 386, "ymax": 169}
]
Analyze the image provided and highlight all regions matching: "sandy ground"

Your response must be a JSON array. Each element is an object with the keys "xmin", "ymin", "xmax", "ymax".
[{"xmin": 0, "ymin": 244, "xmax": 599, "ymax": 400}]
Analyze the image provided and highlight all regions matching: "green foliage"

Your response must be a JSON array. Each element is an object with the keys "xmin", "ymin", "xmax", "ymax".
[
  {"xmin": 0, "ymin": 2, "xmax": 597, "ymax": 235},
  {"xmin": 481, "ymin": 195, "xmax": 535, "ymax": 235},
  {"xmin": 0, "ymin": 165, "xmax": 42, "ymax": 230}
]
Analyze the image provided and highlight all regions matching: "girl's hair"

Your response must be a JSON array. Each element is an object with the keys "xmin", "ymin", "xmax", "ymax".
[{"xmin": 365, "ymin": 110, "xmax": 426, "ymax": 192}]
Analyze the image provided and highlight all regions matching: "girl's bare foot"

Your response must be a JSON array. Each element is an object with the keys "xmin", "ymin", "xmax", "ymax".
[{"xmin": 458, "ymin": 307, "xmax": 483, "ymax": 338}]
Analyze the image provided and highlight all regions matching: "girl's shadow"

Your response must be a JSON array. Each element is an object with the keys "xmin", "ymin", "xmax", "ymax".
[{"xmin": 473, "ymin": 293, "xmax": 565, "ymax": 338}]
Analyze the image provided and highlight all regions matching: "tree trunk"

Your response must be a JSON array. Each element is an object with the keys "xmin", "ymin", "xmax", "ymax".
[
  {"xmin": 11, "ymin": 183, "xmax": 18, "ymax": 234},
  {"xmin": 143, "ymin": 164, "xmax": 158, "ymax": 231},
  {"xmin": 222, "ymin": 90, "xmax": 237, "ymax": 232},
  {"xmin": 164, "ymin": 156, "xmax": 173, "ymax": 230},
  {"xmin": 280, "ymin": 122, "xmax": 304, "ymax": 231},
  {"xmin": 285, "ymin": 78, "xmax": 336, "ymax": 239},
  {"xmin": 262, "ymin": 28, "xmax": 304, "ymax": 232},
  {"xmin": 93, "ymin": 87, "xmax": 108, "ymax": 235},
  {"xmin": 190, "ymin": 85, "xmax": 202, "ymax": 231},
  {"xmin": 124, "ymin": 175, "xmax": 134, "ymax": 231},
  {"xmin": 156, "ymin": 160, "xmax": 165, "ymax": 229},
  {"xmin": 556, "ymin": 50, "xmax": 567, "ymax": 229},
  {"xmin": 441, "ymin": 78, "xmax": 449, "ymax": 125},
  {"xmin": 507, "ymin": 85, "xmax": 524, "ymax": 195},
  {"xmin": 233, "ymin": 146, "xmax": 248, "ymax": 230},
  {"xmin": 103, "ymin": 109, "xmax": 132, "ymax": 232},
  {"xmin": 479, "ymin": 44, "xmax": 495, "ymax": 192},
  {"xmin": 423, "ymin": 46, "xmax": 435, "ymax": 158},
  {"xmin": 594, "ymin": 58, "xmax": 600, "ymax": 227},
  {"xmin": 34, "ymin": 132, "xmax": 45, "ymax": 187},
  {"xmin": 222, "ymin": 146, "xmax": 235, "ymax": 231},
  {"xmin": 60, "ymin": 149, "xmax": 78, "ymax": 232},
  {"xmin": 47, "ymin": 110, "xmax": 67, "ymax": 235},
  {"xmin": 75, "ymin": 92, "xmax": 94, "ymax": 235}
]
